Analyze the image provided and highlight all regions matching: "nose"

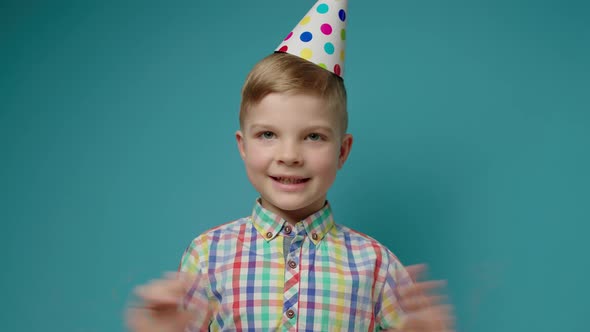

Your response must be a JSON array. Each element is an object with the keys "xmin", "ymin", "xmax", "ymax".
[{"xmin": 277, "ymin": 140, "xmax": 302, "ymax": 166}]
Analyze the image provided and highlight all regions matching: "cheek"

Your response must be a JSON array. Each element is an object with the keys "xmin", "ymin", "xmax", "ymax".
[
  {"xmin": 307, "ymin": 147, "xmax": 340, "ymax": 174},
  {"xmin": 244, "ymin": 144, "xmax": 272, "ymax": 172}
]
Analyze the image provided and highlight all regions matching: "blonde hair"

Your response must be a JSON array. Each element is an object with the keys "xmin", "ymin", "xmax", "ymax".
[{"xmin": 240, "ymin": 52, "xmax": 348, "ymax": 133}]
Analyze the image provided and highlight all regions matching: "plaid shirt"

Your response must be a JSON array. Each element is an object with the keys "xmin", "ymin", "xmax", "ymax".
[{"xmin": 179, "ymin": 200, "xmax": 411, "ymax": 331}]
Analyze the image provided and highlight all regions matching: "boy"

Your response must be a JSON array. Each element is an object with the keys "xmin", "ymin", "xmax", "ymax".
[{"xmin": 127, "ymin": 1, "xmax": 454, "ymax": 331}]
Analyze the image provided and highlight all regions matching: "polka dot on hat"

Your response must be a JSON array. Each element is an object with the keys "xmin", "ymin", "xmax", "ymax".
[
  {"xmin": 324, "ymin": 42, "xmax": 334, "ymax": 54},
  {"xmin": 334, "ymin": 64, "xmax": 341, "ymax": 76},
  {"xmin": 300, "ymin": 31, "xmax": 313, "ymax": 42},
  {"xmin": 317, "ymin": 3, "xmax": 329, "ymax": 14},
  {"xmin": 301, "ymin": 48, "xmax": 313, "ymax": 60},
  {"xmin": 320, "ymin": 23, "xmax": 332, "ymax": 35}
]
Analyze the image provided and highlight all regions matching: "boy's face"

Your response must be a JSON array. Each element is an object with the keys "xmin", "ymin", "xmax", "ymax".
[{"xmin": 236, "ymin": 93, "xmax": 353, "ymax": 222}]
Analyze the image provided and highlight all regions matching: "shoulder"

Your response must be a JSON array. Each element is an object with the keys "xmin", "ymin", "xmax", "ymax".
[
  {"xmin": 331, "ymin": 223, "xmax": 404, "ymax": 267},
  {"xmin": 333, "ymin": 224, "xmax": 411, "ymax": 289},
  {"xmin": 179, "ymin": 217, "xmax": 251, "ymax": 265},
  {"xmin": 179, "ymin": 217, "xmax": 252, "ymax": 272},
  {"xmin": 186, "ymin": 216, "xmax": 251, "ymax": 248}
]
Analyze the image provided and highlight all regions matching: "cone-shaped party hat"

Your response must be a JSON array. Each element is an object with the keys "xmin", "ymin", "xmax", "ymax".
[{"xmin": 275, "ymin": 0, "xmax": 348, "ymax": 77}]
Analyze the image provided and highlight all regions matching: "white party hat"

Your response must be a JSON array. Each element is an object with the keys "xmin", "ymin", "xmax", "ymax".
[{"xmin": 275, "ymin": 0, "xmax": 348, "ymax": 77}]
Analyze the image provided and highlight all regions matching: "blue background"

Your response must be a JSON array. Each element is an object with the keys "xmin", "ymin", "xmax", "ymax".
[{"xmin": 2, "ymin": 0, "xmax": 589, "ymax": 331}]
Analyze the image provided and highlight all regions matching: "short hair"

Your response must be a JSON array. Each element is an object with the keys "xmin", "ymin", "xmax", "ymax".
[{"xmin": 240, "ymin": 52, "xmax": 348, "ymax": 134}]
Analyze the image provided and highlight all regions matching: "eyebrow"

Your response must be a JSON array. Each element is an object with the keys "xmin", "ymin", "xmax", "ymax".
[
  {"xmin": 248, "ymin": 124, "xmax": 335, "ymax": 134},
  {"xmin": 305, "ymin": 125, "xmax": 335, "ymax": 134},
  {"xmin": 248, "ymin": 124, "xmax": 278, "ymax": 132}
]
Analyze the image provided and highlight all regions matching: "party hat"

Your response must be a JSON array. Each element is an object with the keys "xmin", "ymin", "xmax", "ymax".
[{"xmin": 275, "ymin": 0, "xmax": 348, "ymax": 77}]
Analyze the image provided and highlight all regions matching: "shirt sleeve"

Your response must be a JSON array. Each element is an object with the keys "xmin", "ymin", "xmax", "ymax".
[
  {"xmin": 375, "ymin": 249, "xmax": 413, "ymax": 330},
  {"xmin": 178, "ymin": 235, "xmax": 214, "ymax": 331}
]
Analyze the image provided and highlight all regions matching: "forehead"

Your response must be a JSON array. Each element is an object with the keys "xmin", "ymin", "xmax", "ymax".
[{"xmin": 244, "ymin": 93, "xmax": 340, "ymax": 130}]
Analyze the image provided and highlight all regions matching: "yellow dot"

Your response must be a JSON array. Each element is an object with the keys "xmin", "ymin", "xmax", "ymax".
[
  {"xmin": 340, "ymin": 50, "xmax": 345, "ymax": 61},
  {"xmin": 300, "ymin": 48, "xmax": 313, "ymax": 60},
  {"xmin": 300, "ymin": 16, "xmax": 311, "ymax": 25}
]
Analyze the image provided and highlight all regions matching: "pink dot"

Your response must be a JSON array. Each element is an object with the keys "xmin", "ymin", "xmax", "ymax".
[
  {"xmin": 320, "ymin": 23, "xmax": 332, "ymax": 35},
  {"xmin": 334, "ymin": 64, "xmax": 341, "ymax": 76},
  {"xmin": 279, "ymin": 45, "xmax": 288, "ymax": 52},
  {"xmin": 284, "ymin": 31, "xmax": 293, "ymax": 41}
]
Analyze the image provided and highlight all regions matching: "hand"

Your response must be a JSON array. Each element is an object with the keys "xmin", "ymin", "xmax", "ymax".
[
  {"xmin": 397, "ymin": 264, "xmax": 455, "ymax": 332},
  {"xmin": 125, "ymin": 272, "xmax": 210, "ymax": 332}
]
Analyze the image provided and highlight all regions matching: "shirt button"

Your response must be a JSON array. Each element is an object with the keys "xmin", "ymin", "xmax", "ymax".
[
  {"xmin": 312, "ymin": 233, "xmax": 318, "ymax": 240},
  {"xmin": 266, "ymin": 232, "xmax": 273, "ymax": 239},
  {"xmin": 286, "ymin": 309, "xmax": 295, "ymax": 319},
  {"xmin": 288, "ymin": 260, "xmax": 297, "ymax": 269},
  {"xmin": 284, "ymin": 226, "xmax": 292, "ymax": 234}
]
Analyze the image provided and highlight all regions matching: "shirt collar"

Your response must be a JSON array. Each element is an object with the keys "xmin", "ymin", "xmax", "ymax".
[{"xmin": 250, "ymin": 198, "xmax": 335, "ymax": 245}]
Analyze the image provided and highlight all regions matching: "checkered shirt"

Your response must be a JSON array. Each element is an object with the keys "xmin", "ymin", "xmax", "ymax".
[{"xmin": 179, "ymin": 200, "xmax": 411, "ymax": 331}]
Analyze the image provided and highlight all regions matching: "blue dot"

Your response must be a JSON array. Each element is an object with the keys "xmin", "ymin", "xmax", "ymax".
[
  {"xmin": 339, "ymin": 9, "xmax": 346, "ymax": 21},
  {"xmin": 324, "ymin": 42, "xmax": 334, "ymax": 55},
  {"xmin": 317, "ymin": 3, "xmax": 329, "ymax": 14},
  {"xmin": 300, "ymin": 31, "xmax": 313, "ymax": 42}
]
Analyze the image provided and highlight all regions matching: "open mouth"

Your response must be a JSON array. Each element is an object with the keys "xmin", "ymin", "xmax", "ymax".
[{"xmin": 270, "ymin": 176, "xmax": 310, "ymax": 185}]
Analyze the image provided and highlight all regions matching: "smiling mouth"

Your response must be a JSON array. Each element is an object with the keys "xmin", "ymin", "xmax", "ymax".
[{"xmin": 270, "ymin": 176, "xmax": 310, "ymax": 184}]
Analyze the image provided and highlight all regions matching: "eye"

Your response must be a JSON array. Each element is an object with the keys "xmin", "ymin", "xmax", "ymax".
[
  {"xmin": 306, "ymin": 133, "xmax": 323, "ymax": 141},
  {"xmin": 260, "ymin": 131, "xmax": 275, "ymax": 139}
]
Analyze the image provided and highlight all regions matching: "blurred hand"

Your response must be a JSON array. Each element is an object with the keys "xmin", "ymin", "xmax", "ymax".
[
  {"xmin": 397, "ymin": 264, "xmax": 455, "ymax": 332},
  {"xmin": 125, "ymin": 272, "xmax": 209, "ymax": 332}
]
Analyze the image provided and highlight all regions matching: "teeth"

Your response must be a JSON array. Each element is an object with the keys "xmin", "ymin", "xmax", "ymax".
[{"xmin": 277, "ymin": 177, "xmax": 305, "ymax": 184}]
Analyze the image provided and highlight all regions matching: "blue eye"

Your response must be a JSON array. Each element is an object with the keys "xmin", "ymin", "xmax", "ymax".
[
  {"xmin": 261, "ymin": 131, "xmax": 275, "ymax": 139},
  {"xmin": 307, "ymin": 133, "xmax": 322, "ymax": 141}
]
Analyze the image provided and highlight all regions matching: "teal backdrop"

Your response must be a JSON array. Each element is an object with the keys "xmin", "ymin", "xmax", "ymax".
[{"xmin": 2, "ymin": 0, "xmax": 589, "ymax": 331}]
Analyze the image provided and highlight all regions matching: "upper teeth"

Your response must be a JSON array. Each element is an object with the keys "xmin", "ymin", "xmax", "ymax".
[{"xmin": 277, "ymin": 177, "xmax": 304, "ymax": 184}]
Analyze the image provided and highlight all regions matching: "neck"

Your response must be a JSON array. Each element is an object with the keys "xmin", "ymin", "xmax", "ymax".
[{"xmin": 260, "ymin": 198, "xmax": 326, "ymax": 225}]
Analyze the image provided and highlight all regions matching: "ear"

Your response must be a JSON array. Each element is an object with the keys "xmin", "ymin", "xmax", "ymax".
[
  {"xmin": 236, "ymin": 130, "xmax": 246, "ymax": 160},
  {"xmin": 337, "ymin": 133, "xmax": 353, "ymax": 169}
]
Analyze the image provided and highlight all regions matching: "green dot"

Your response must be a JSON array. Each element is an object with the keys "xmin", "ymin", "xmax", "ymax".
[
  {"xmin": 318, "ymin": 63, "xmax": 327, "ymax": 69},
  {"xmin": 341, "ymin": 29, "xmax": 346, "ymax": 40}
]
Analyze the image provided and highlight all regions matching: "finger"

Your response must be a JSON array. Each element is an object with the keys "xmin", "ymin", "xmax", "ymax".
[
  {"xmin": 405, "ymin": 264, "xmax": 427, "ymax": 282},
  {"xmin": 399, "ymin": 294, "xmax": 429, "ymax": 312},
  {"xmin": 134, "ymin": 279, "xmax": 185, "ymax": 308},
  {"xmin": 125, "ymin": 307, "xmax": 155, "ymax": 332},
  {"xmin": 428, "ymin": 294, "xmax": 449, "ymax": 306},
  {"xmin": 400, "ymin": 294, "xmax": 449, "ymax": 312},
  {"xmin": 427, "ymin": 305, "xmax": 455, "ymax": 329},
  {"xmin": 429, "ymin": 306, "xmax": 456, "ymax": 331},
  {"xmin": 400, "ymin": 280, "xmax": 447, "ymax": 298},
  {"xmin": 402, "ymin": 305, "xmax": 455, "ymax": 331}
]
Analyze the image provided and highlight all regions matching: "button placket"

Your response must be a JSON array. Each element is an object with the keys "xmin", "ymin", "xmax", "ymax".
[
  {"xmin": 282, "ymin": 227, "xmax": 303, "ymax": 327},
  {"xmin": 286, "ymin": 228, "xmax": 304, "ymax": 261}
]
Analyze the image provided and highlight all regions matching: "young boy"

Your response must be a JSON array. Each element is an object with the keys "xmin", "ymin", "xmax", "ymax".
[{"xmin": 127, "ymin": 1, "xmax": 454, "ymax": 331}]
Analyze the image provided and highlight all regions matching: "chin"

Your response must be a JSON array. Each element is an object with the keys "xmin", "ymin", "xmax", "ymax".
[
  {"xmin": 266, "ymin": 193, "xmax": 325, "ymax": 212},
  {"xmin": 269, "ymin": 199, "xmax": 310, "ymax": 212}
]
